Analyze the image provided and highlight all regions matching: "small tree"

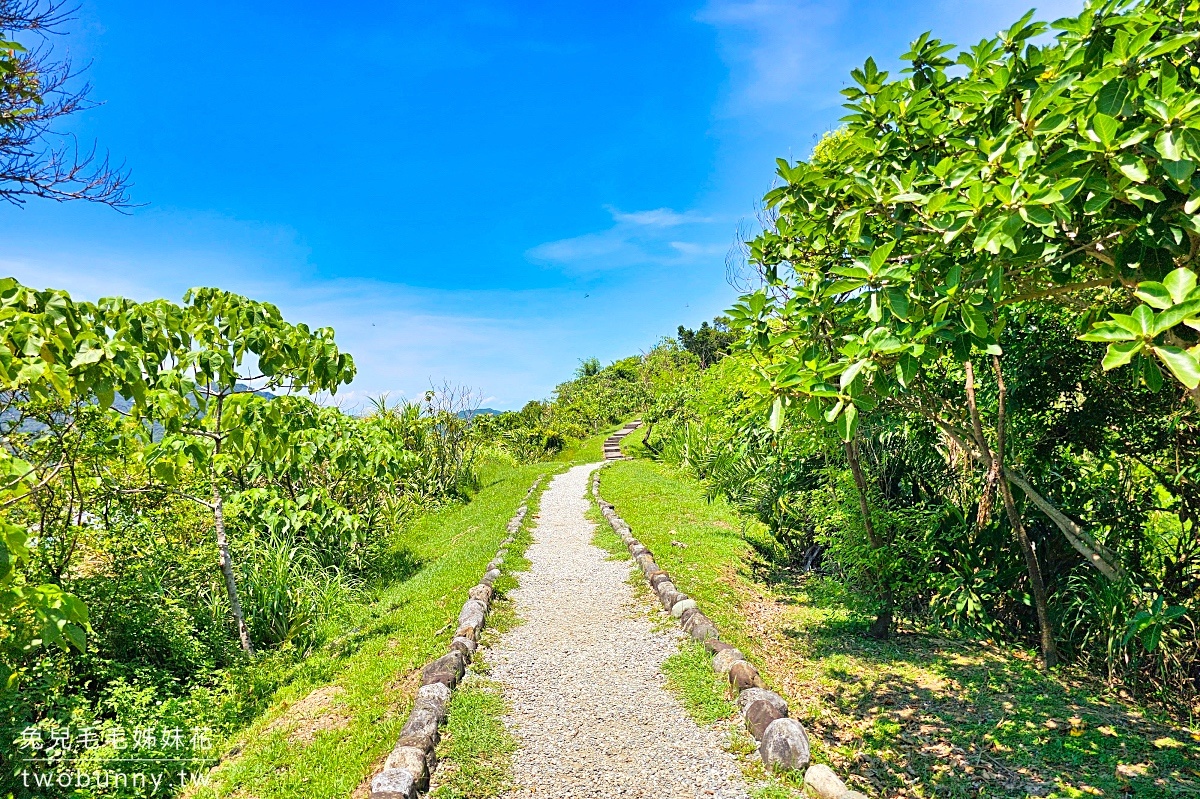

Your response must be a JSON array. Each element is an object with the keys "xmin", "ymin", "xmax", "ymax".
[
  {"xmin": 0, "ymin": 278, "xmax": 147, "ymax": 684},
  {"xmin": 111, "ymin": 288, "xmax": 355, "ymax": 652}
]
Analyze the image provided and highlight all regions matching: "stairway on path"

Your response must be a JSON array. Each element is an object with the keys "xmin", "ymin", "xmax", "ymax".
[{"xmin": 602, "ymin": 421, "xmax": 642, "ymax": 460}]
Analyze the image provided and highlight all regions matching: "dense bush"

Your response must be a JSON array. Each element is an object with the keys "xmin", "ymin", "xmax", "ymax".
[
  {"xmin": 0, "ymin": 281, "xmax": 487, "ymax": 797},
  {"xmin": 643, "ymin": 0, "xmax": 1200, "ymax": 707}
]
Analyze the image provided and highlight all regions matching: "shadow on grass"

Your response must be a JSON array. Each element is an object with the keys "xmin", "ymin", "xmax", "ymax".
[
  {"xmin": 776, "ymin": 613, "xmax": 1197, "ymax": 798},
  {"xmin": 371, "ymin": 545, "xmax": 426, "ymax": 585}
]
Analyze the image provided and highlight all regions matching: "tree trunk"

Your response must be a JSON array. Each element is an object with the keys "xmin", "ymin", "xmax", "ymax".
[
  {"xmin": 908, "ymin": 396, "xmax": 1125, "ymax": 582},
  {"xmin": 997, "ymin": 479, "xmax": 1058, "ymax": 666},
  {"xmin": 844, "ymin": 438, "xmax": 893, "ymax": 639},
  {"xmin": 641, "ymin": 422, "xmax": 657, "ymax": 452},
  {"xmin": 965, "ymin": 359, "xmax": 1058, "ymax": 668},
  {"xmin": 1002, "ymin": 469, "xmax": 1124, "ymax": 581},
  {"xmin": 213, "ymin": 483, "xmax": 254, "ymax": 654}
]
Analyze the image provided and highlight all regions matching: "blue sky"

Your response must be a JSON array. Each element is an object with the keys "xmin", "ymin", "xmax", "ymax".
[{"xmin": 2, "ymin": 0, "xmax": 1081, "ymax": 409}]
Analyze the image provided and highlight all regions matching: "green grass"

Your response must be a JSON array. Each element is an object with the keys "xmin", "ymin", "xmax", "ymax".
[
  {"xmin": 661, "ymin": 640, "xmax": 737, "ymax": 725},
  {"xmin": 428, "ymin": 674, "xmax": 516, "ymax": 799},
  {"xmin": 618, "ymin": 424, "xmax": 654, "ymax": 459},
  {"xmin": 189, "ymin": 459, "xmax": 562, "ymax": 799},
  {"xmin": 599, "ymin": 458, "xmax": 1200, "ymax": 799}
]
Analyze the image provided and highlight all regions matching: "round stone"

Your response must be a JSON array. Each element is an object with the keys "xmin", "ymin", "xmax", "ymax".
[{"xmin": 759, "ymin": 718, "xmax": 811, "ymax": 772}]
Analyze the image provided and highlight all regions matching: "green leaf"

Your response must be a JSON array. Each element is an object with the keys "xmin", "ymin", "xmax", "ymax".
[
  {"xmin": 1125, "ymin": 184, "xmax": 1166, "ymax": 203},
  {"xmin": 69, "ymin": 347, "xmax": 104, "ymax": 367},
  {"xmin": 95, "ymin": 383, "xmax": 114, "ymax": 411},
  {"xmin": 960, "ymin": 303, "xmax": 988, "ymax": 338},
  {"xmin": 1134, "ymin": 281, "xmax": 1173, "ymax": 310},
  {"xmin": 1162, "ymin": 159, "xmax": 1195, "ymax": 187},
  {"xmin": 1139, "ymin": 32, "xmax": 1200, "ymax": 59},
  {"xmin": 1095, "ymin": 78, "xmax": 1133, "ymax": 117},
  {"xmin": 836, "ymin": 402, "xmax": 859, "ymax": 442},
  {"xmin": 869, "ymin": 241, "xmax": 897, "ymax": 273},
  {"xmin": 1156, "ymin": 129, "xmax": 1184, "ymax": 161},
  {"xmin": 1163, "ymin": 268, "xmax": 1198, "ymax": 304},
  {"xmin": 1019, "ymin": 205, "xmax": 1055, "ymax": 226},
  {"xmin": 1102, "ymin": 341, "xmax": 1141, "ymax": 370},
  {"xmin": 1131, "ymin": 305, "xmax": 1155, "ymax": 334},
  {"xmin": 1143, "ymin": 356, "xmax": 1164, "ymax": 391},
  {"xmin": 1091, "ymin": 113, "xmax": 1118, "ymax": 149},
  {"xmin": 1153, "ymin": 299, "xmax": 1200, "ymax": 334},
  {"xmin": 896, "ymin": 353, "xmax": 918, "ymax": 388},
  {"xmin": 1084, "ymin": 190, "xmax": 1113, "ymax": 214},
  {"xmin": 868, "ymin": 292, "xmax": 882, "ymax": 323},
  {"xmin": 1152, "ymin": 346, "xmax": 1200, "ymax": 389},
  {"xmin": 840, "ymin": 360, "xmax": 868, "ymax": 390},
  {"xmin": 767, "ymin": 396, "xmax": 784, "ymax": 432},
  {"xmin": 883, "ymin": 288, "xmax": 909, "ymax": 319},
  {"xmin": 1114, "ymin": 153, "xmax": 1150, "ymax": 183}
]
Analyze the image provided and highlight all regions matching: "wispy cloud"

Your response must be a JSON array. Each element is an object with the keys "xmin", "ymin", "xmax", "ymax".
[
  {"xmin": 526, "ymin": 205, "xmax": 730, "ymax": 272},
  {"xmin": 696, "ymin": 0, "xmax": 1085, "ymax": 123},
  {"xmin": 695, "ymin": 0, "xmax": 847, "ymax": 114},
  {"xmin": 606, "ymin": 206, "xmax": 712, "ymax": 227}
]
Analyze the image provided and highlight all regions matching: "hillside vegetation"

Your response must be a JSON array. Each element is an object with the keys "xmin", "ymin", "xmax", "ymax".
[{"xmin": 4, "ymin": 0, "xmax": 1200, "ymax": 796}]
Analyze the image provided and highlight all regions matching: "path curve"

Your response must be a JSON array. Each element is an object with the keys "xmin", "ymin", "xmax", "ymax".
[{"xmin": 486, "ymin": 462, "xmax": 750, "ymax": 799}]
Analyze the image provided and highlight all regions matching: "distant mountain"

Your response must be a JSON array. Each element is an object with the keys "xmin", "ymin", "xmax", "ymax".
[
  {"xmin": 102, "ymin": 383, "xmax": 273, "ymax": 417},
  {"xmin": 3, "ymin": 383, "xmax": 276, "ymax": 437},
  {"xmin": 458, "ymin": 408, "xmax": 501, "ymax": 420}
]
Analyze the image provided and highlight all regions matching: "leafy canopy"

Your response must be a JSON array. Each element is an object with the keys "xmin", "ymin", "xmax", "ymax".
[{"xmin": 731, "ymin": 0, "xmax": 1200, "ymax": 440}]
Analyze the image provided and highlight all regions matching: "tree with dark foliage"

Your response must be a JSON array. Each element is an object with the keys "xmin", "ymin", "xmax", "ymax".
[
  {"xmin": 677, "ymin": 316, "xmax": 736, "ymax": 368},
  {"xmin": 1, "ymin": 0, "xmax": 130, "ymax": 207}
]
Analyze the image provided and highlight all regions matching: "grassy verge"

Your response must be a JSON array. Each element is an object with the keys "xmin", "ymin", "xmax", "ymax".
[
  {"xmin": 427, "ymin": 669, "xmax": 515, "ymax": 799},
  {"xmin": 599, "ymin": 458, "xmax": 1200, "ymax": 799},
  {"xmin": 662, "ymin": 639, "xmax": 737, "ymax": 725},
  {"xmin": 618, "ymin": 424, "xmax": 654, "ymax": 459},
  {"xmin": 426, "ymin": 474, "xmax": 547, "ymax": 798},
  {"xmin": 189, "ymin": 459, "xmax": 561, "ymax": 799}
]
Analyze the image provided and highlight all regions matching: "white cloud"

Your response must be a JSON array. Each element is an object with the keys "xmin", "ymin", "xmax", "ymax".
[
  {"xmin": 526, "ymin": 205, "xmax": 731, "ymax": 272},
  {"xmin": 695, "ymin": 0, "xmax": 847, "ymax": 113},
  {"xmin": 1, "ymin": 245, "xmax": 710, "ymax": 409},
  {"xmin": 525, "ymin": 230, "xmax": 636, "ymax": 263},
  {"xmin": 606, "ymin": 206, "xmax": 712, "ymax": 227},
  {"xmin": 669, "ymin": 241, "xmax": 727, "ymax": 257},
  {"xmin": 696, "ymin": 0, "xmax": 1087, "ymax": 122}
]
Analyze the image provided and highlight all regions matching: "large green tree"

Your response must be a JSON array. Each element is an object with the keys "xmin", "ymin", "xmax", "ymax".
[{"xmin": 731, "ymin": 0, "xmax": 1200, "ymax": 663}]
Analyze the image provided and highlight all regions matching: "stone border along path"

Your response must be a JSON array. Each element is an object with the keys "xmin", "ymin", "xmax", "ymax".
[
  {"xmin": 369, "ymin": 476, "xmax": 545, "ymax": 799},
  {"xmin": 592, "ymin": 468, "xmax": 869, "ymax": 799},
  {"xmin": 483, "ymin": 461, "xmax": 752, "ymax": 799}
]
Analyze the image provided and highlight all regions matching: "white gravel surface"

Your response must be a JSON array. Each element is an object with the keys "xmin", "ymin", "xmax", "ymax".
[{"xmin": 488, "ymin": 462, "xmax": 751, "ymax": 799}]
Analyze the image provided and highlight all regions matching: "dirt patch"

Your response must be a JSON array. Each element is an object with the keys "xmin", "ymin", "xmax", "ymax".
[{"xmin": 265, "ymin": 685, "xmax": 353, "ymax": 745}]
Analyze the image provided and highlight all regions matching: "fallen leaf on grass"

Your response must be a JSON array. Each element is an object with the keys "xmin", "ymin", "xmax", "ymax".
[{"xmin": 1153, "ymin": 736, "xmax": 1186, "ymax": 749}]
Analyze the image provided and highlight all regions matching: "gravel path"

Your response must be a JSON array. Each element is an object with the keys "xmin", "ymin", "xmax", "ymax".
[{"xmin": 487, "ymin": 462, "xmax": 751, "ymax": 799}]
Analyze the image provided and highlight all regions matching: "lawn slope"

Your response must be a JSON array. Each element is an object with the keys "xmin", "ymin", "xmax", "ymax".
[
  {"xmin": 599, "ymin": 458, "xmax": 1197, "ymax": 799},
  {"xmin": 190, "ymin": 460, "xmax": 559, "ymax": 799}
]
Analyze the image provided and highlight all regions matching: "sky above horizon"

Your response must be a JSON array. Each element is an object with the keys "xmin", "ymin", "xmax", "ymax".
[{"xmin": 2, "ymin": 0, "xmax": 1082, "ymax": 410}]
